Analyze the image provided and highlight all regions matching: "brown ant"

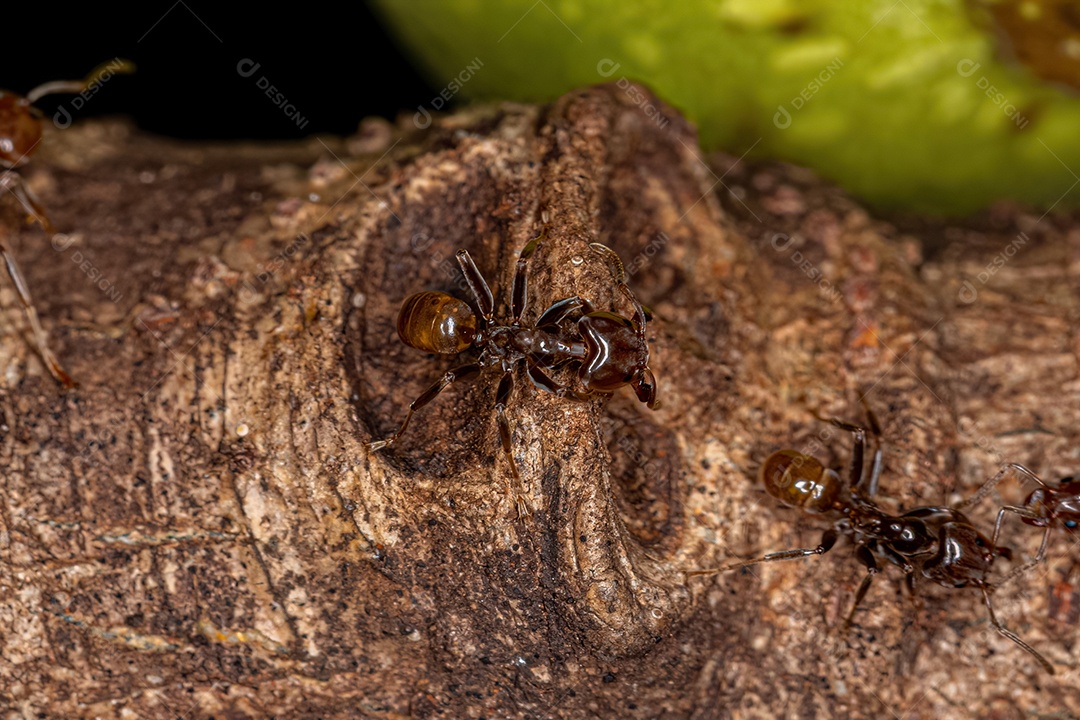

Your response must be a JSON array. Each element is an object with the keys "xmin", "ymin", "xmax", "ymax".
[
  {"xmin": 688, "ymin": 412, "xmax": 1055, "ymax": 674},
  {"xmin": 368, "ymin": 232, "xmax": 658, "ymax": 515},
  {"xmin": 0, "ymin": 60, "xmax": 133, "ymax": 387},
  {"xmin": 960, "ymin": 463, "xmax": 1080, "ymax": 584}
]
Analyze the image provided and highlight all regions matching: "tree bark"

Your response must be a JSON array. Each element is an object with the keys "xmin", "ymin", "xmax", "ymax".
[{"xmin": 1, "ymin": 83, "xmax": 1077, "ymax": 718}]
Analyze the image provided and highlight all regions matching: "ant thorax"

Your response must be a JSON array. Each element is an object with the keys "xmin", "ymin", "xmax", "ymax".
[{"xmin": 480, "ymin": 325, "xmax": 580, "ymax": 365}]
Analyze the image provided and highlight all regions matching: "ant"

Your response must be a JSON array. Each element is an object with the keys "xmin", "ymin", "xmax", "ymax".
[
  {"xmin": 688, "ymin": 410, "xmax": 1056, "ymax": 674},
  {"xmin": 368, "ymin": 231, "xmax": 659, "ymax": 516},
  {"xmin": 959, "ymin": 463, "xmax": 1080, "ymax": 584},
  {"xmin": 0, "ymin": 60, "xmax": 133, "ymax": 387}
]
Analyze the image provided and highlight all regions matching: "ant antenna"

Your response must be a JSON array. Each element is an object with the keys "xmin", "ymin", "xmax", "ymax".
[{"xmin": 26, "ymin": 60, "xmax": 134, "ymax": 104}]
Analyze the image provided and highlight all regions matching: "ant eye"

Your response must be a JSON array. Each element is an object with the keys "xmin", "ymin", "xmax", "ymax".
[
  {"xmin": 975, "ymin": 537, "xmax": 986, "ymax": 546},
  {"xmin": 1066, "ymin": 520, "xmax": 1078, "ymax": 529}
]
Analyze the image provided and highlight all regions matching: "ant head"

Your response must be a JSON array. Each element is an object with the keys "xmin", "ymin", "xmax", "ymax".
[
  {"xmin": 760, "ymin": 449, "xmax": 844, "ymax": 514},
  {"xmin": 578, "ymin": 312, "xmax": 651, "ymax": 396},
  {"xmin": 0, "ymin": 91, "xmax": 44, "ymax": 169},
  {"xmin": 920, "ymin": 522, "xmax": 996, "ymax": 588}
]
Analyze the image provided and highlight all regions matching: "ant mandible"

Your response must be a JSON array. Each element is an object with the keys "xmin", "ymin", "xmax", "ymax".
[
  {"xmin": 0, "ymin": 60, "xmax": 133, "ymax": 387},
  {"xmin": 368, "ymin": 230, "xmax": 659, "ymax": 516},
  {"xmin": 959, "ymin": 462, "xmax": 1080, "ymax": 584},
  {"xmin": 688, "ymin": 410, "xmax": 1055, "ymax": 674}
]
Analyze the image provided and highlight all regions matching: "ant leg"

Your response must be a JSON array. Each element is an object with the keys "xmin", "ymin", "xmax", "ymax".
[
  {"xmin": 957, "ymin": 465, "xmax": 1013, "ymax": 509},
  {"xmin": 368, "ymin": 363, "xmax": 481, "ymax": 451},
  {"xmin": 1000, "ymin": 525, "xmax": 1052, "ymax": 586},
  {"xmin": 526, "ymin": 363, "xmax": 592, "ymax": 401},
  {"xmin": 993, "ymin": 505, "xmax": 1052, "ymax": 587},
  {"xmin": 904, "ymin": 571, "xmax": 916, "ymax": 598},
  {"xmin": 980, "ymin": 585, "xmax": 1055, "ymax": 674},
  {"xmin": 882, "ymin": 544, "xmax": 914, "ymax": 574},
  {"xmin": 686, "ymin": 527, "xmax": 838, "ymax": 579},
  {"xmin": 0, "ymin": 229, "xmax": 76, "ymax": 387},
  {"xmin": 619, "ymin": 277, "xmax": 648, "ymax": 332},
  {"xmin": 902, "ymin": 571, "xmax": 929, "ymax": 625},
  {"xmin": 860, "ymin": 404, "xmax": 883, "ymax": 497},
  {"xmin": 536, "ymin": 296, "xmax": 584, "ymax": 328},
  {"xmin": 991, "ymin": 504, "xmax": 1043, "ymax": 549},
  {"xmin": 842, "ymin": 544, "xmax": 880, "ymax": 629},
  {"xmin": 1008, "ymin": 463, "xmax": 1051, "ymax": 488},
  {"xmin": 956, "ymin": 466, "xmax": 1009, "ymax": 510},
  {"xmin": 864, "ymin": 444, "xmax": 883, "ymax": 498},
  {"xmin": 958, "ymin": 462, "xmax": 1049, "ymax": 510},
  {"xmin": 859, "ymin": 399, "xmax": 883, "ymax": 438},
  {"xmin": 511, "ymin": 231, "xmax": 544, "ymax": 323},
  {"xmin": 830, "ymin": 420, "xmax": 868, "ymax": 495},
  {"xmin": 0, "ymin": 171, "xmax": 53, "ymax": 232},
  {"xmin": 494, "ymin": 370, "xmax": 530, "ymax": 517},
  {"xmin": 455, "ymin": 250, "xmax": 494, "ymax": 325}
]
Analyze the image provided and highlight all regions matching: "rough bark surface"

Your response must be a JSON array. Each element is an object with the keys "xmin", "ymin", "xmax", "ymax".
[{"xmin": 1, "ymin": 83, "xmax": 1078, "ymax": 719}]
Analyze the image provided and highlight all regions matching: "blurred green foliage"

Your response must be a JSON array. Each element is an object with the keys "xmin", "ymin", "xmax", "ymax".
[{"xmin": 372, "ymin": 0, "xmax": 1080, "ymax": 215}]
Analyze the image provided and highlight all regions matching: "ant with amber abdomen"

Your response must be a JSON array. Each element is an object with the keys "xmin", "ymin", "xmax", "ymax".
[
  {"xmin": 368, "ymin": 230, "xmax": 658, "ymax": 517},
  {"xmin": 688, "ymin": 410, "xmax": 1055, "ymax": 674},
  {"xmin": 0, "ymin": 60, "xmax": 133, "ymax": 387}
]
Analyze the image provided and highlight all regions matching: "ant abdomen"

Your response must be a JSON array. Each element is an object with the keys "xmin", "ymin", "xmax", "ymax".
[
  {"xmin": 760, "ymin": 449, "xmax": 843, "ymax": 513},
  {"xmin": 0, "ymin": 93, "xmax": 40, "ymax": 168},
  {"xmin": 396, "ymin": 292, "xmax": 478, "ymax": 354}
]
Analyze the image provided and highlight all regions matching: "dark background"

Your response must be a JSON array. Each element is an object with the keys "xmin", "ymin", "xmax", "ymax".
[{"xmin": 2, "ymin": 3, "xmax": 437, "ymax": 140}]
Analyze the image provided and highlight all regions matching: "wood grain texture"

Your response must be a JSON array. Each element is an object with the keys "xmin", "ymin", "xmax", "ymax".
[{"xmin": 0, "ymin": 83, "xmax": 1077, "ymax": 719}]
